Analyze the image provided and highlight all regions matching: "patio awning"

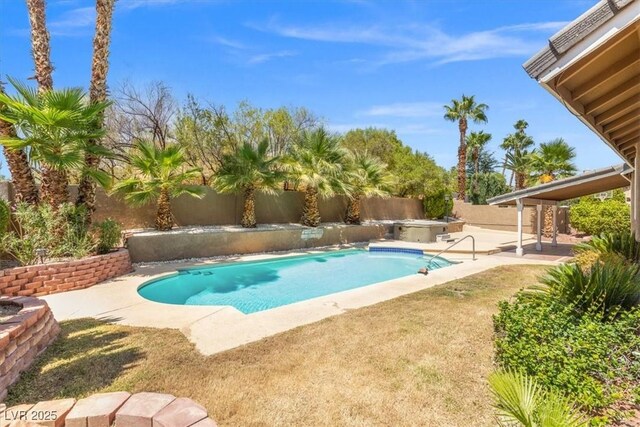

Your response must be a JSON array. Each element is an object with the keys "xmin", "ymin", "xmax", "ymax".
[
  {"xmin": 487, "ymin": 163, "xmax": 632, "ymax": 206},
  {"xmin": 523, "ymin": 0, "xmax": 640, "ymax": 165}
]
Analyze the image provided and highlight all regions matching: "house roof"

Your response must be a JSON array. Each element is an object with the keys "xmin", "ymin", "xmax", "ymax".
[
  {"xmin": 487, "ymin": 163, "xmax": 631, "ymax": 206},
  {"xmin": 523, "ymin": 0, "xmax": 640, "ymax": 165}
]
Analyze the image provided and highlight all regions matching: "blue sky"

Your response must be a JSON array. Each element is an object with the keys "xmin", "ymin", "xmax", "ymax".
[{"xmin": 0, "ymin": 0, "xmax": 624, "ymax": 177}]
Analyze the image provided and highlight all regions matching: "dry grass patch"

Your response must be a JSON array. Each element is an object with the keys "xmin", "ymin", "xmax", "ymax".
[{"xmin": 8, "ymin": 264, "xmax": 549, "ymax": 426}]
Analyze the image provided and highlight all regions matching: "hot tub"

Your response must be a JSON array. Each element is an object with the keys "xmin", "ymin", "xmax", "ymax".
[{"xmin": 393, "ymin": 220, "xmax": 449, "ymax": 243}]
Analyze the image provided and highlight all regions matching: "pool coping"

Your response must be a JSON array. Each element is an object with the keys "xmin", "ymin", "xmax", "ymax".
[{"xmin": 41, "ymin": 245, "xmax": 561, "ymax": 355}]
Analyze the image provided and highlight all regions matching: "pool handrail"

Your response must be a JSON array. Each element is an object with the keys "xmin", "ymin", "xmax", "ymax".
[{"xmin": 425, "ymin": 234, "xmax": 476, "ymax": 262}]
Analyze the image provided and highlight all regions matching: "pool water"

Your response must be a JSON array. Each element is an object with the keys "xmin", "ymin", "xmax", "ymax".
[{"xmin": 138, "ymin": 249, "xmax": 453, "ymax": 314}]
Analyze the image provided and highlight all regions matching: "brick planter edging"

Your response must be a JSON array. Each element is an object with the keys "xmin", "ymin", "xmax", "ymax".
[
  {"xmin": 0, "ymin": 249, "xmax": 133, "ymax": 297},
  {"xmin": 2, "ymin": 392, "xmax": 218, "ymax": 426},
  {"xmin": 0, "ymin": 296, "xmax": 59, "ymax": 402}
]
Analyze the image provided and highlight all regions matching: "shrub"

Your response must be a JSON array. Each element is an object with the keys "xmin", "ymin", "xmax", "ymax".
[
  {"xmin": 423, "ymin": 190, "xmax": 453, "ymax": 219},
  {"xmin": 494, "ymin": 295, "xmax": 640, "ymax": 414},
  {"xmin": 0, "ymin": 203, "xmax": 94, "ymax": 265},
  {"xmin": 538, "ymin": 263, "xmax": 640, "ymax": 317},
  {"xmin": 575, "ymin": 232, "xmax": 640, "ymax": 264},
  {"xmin": 93, "ymin": 219, "xmax": 121, "ymax": 254},
  {"xmin": 569, "ymin": 190, "xmax": 630, "ymax": 235},
  {"xmin": 0, "ymin": 199, "xmax": 10, "ymax": 236},
  {"xmin": 468, "ymin": 172, "xmax": 510, "ymax": 205},
  {"xmin": 489, "ymin": 370, "xmax": 587, "ymax": 426}
]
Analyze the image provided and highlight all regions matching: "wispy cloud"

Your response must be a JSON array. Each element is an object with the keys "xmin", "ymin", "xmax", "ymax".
[
  {"xmin": 118, "ymin": 0, "xmax": 186, "ymax": 10},
  {"xmin": 251, "ymin": 18, "xmax": 568, "ymax": 66},
  {"xmin": 210, "ymin": 36, "xmax": 247, "ymax": 50},
  {"xmin": 360, "ymin": 102, "xmax": 442, "ymax": 118},
  {"xmin": 247, "ymin": 50, "xmax": 297, "ymax": 65},
  {"xmin": 49, "ymin": 6, "xmax": 95, "ymax": 36}
]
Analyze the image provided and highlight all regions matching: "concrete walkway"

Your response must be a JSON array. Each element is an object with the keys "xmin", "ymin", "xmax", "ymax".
[{"xmin": 42, "ymin": 245, "xmax": 561, "ymax": 355}]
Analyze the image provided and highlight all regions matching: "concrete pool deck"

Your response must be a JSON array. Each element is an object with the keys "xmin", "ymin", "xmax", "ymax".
[{"xmin": 42, "ymin": 246, "xmax": 561, "ymax": 355}]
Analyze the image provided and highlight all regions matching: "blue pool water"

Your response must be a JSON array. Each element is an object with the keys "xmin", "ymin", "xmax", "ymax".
[{"xmin": 138, "ymin": 249, "xmax": 452, "ymax": 314}]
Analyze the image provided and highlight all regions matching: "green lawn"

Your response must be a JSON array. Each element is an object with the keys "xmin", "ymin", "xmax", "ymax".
[{"xmin": 8, "ymin": 264, "xmax": 549, "ymax": 427}]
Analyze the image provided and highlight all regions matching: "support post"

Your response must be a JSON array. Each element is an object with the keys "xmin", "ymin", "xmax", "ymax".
[
  {"xmin": 536, "ymin": 203, "xmax": 542, "ymax": 251},
  {"xmin": 552, "ymin": 204, "xmax": 558, "ymax": 247},
  {"xmin": 635, "ymin": 148, "xmax": 640, "ymax": 241},
  {"xmin": 631, "ymin": 172, "xmax": 635, "ymax": 235},
  {"xmin": 516, "ymin": 198, "xmax": 524, "ymax": 256}
]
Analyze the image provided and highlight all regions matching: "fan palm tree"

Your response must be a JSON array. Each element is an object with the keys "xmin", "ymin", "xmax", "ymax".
[
  {"xmin": 501, "ymin": 120, "xmax": 535, "ymax": 186},
  {"xmin": 344, "ymin": 152, "xmax": 393, "ymax": 225},
  {"xmin": 0, "ymin": 83, "xmax": 39, "ymax": 204},
  {"xmin": 214, "ymin": 139, "xmax": 284, "ymax": 228},
  {"xmin": 467, "ymin": 131, "xmax": 492, "ymax": 195},
  {"xmin": 444, "ymin": 95, "xmax": 488, "ymax": 201},
  {"xmin": 530, "ymin": 138, "xmax": 577, "ymax": 237},
  {"xmin": 0, "ymin": 79, "xmax": 111, "ymax": 208},
  {"xmin": 285, "ymin": 128, "xmax": 350, "ymax": 227},
  {"xmin": 504, "ymin": 149, "xmax": 532, "ymax": 190},
  {"xmin": 26, "ymin": 0, "xmax": 53, "ymax": 92},
  {"xmin": 112, "ymin": 142, "xmax": 204, "ymax": 231},
  {"xmin": 76, "ymin": 0, "xmax": 116, "ymax": 223}
]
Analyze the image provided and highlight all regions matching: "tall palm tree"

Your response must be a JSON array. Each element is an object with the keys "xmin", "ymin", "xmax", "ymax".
[
  {"xmin": 501, "ymin": 120, "xmax": 534, "ymax": 185},
  {"xmin": 112, "ymin": 142, "xmax": 204, "ymax": 231},
  {"xmin": 530, "ymin": 138, "xmax": 577, "ymax": 237},
  {"xmin": 26, "ymin": 0, "xmax": 53, "ymax": 92},
  {"xmin": 444, "ymin": 95, "xmax": 488, "ymax": 201},
  {"xmin": 285, "ymin": 128, "xmax": 350, "ymax": 227},
  {"xmin": 0, "ymin": 83, "xmax": 39, "ymax": 204},
  {"xmin": 76, "ymin": 0, "xmax": 116, "ymax": 222},
  {"xmin": 504, "ymin": 149, "xmax": 532, "ymax": 190},
  {"xmin": 466, "ymin": 131, "xmax": 492, "ymax": 195},
  {"xmin": 0, "ymin": 80, "xmax": 111, "ymax": 208},
  {"xmin": 214, "ymin": 139, "xmax": 284, "ymax": 228},
  {"xmin": 344, "ymin": 152, "xmax": 393, "ymax": 225}
]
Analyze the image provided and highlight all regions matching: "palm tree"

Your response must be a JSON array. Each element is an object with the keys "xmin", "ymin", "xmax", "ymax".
[
  {"xmin": 529, "ymin": 138, "xmax": 577, "ymax": 237},
  {"xmin": 344, "ymin": 152, "xmax": 393, "ymax": 225},
  {"xmin": 466, "ymin": 131, "xmax": 492, "ymax": 195},
  {"xmin": 214, "ymin": 139, "xmax": 284, "ymax": 228},
  {"xmin": 504, "ymin": 149, "xmax": 532, "ymax": 191},
  {"xmin": 0, "ymin": 80, "xmax": 111, "ymax": 208},
  {"xmin": 112, "ymin": 142, "xmax": 204, "ymax": 230},
  {"xmin": 76, "ymin": 0, "xmax": 116, "ymax": 222},
  {"xmin": 285, "ymin": 128, "xmax": 350, "ymax": 227},
  {"xmin": 501, "ymin": 120, "xmax": 534, "ymax": 185},
  {"xmin": 0, "ymin": 83, "xmax": 39, "ymax": 204},
  {"xmin": 444, "ymin": 95, "xmax": 488, "ymax": 201},
  {"xmin": 26, "ymin": 0, "xmax": 53, "ymax": 92}
]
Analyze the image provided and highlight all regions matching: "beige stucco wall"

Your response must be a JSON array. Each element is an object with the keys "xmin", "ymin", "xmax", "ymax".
[{"xmin": 452, "ymin": 200, "xmax": 569, "ymax": 234}]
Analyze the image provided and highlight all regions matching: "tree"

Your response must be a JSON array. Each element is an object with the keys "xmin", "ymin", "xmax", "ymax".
[
  {"xmin": 0, "ymin": 80, "xmax": 111, "ymax": 208},
  {"xmin": 504, "ymin": 149, "xmax": 532, "ymax": 190},
  {"xmin": 344, "ymin": 152, "xmax": 393, "ymax": 224},
  {"xmin": 501, "ymin": 120, "xmax": 534, "ymax": 186},
  {"xmin": 285, "ymin": 128, "xmax": 349, "ymax": 227},
  {"xmin": 466, "ymin": 131, "xmax": 492, "ymax": 196},
  {"xmin": 468, "ymin": 172, "xmax": 511, "ymax": 205},
  {"xmin": 443, "ymin": 95, "xmax": 488, "ymax": 201},
  {"xmin": 342, "ymin": 128, "xmax": 403, "ymax": 167},
  {"xmin": 214, "ymin": 139, "xmax": 284, "ymax": 228},
  {"xmin": 76, "ymin": 0, "xmax": 116, "ymax": 222},
  {"xmin": 111, "ymin": 142, "xmax": 204, "ymax": 230},
  {"xmin": 0, "ymin": 83, "xmax": 39, "ymax": 204},
  {"xmin": 529, "ymin": 138, "xmax": 577, "ymax": 237},
  {"xmin": 26, "ymin": 0, "xmax": 53, "ymax": 92}
]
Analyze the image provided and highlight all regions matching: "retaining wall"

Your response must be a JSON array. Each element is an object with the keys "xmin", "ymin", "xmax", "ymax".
[
  {"xmin": 0, "ymin": 296, "xmax": 59, "ymax": 401},
  {"xmin": 0, "ymin": 250, "xmax": 132, "ymax": 297},
  {"xmin": 127, "ymin": 223, "xmax": 391, "ymax": 263}
]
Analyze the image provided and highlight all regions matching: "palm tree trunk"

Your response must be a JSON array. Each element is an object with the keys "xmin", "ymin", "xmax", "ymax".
[
  {"xmin": 301, "ymin": 186, "xmax": 320, "ymax": 227},
  {"xmin": 515, "ymin": 172, "xmax": 525, "ymax": 191},
  {"xmin": 241, "ymin": 186, "xmax": 257, "ymax": 228},
  {"xmin": 473, "ymin": 148, "xmax": 479, "ymax": 195},
  {"xmin": 40, "ymin": 168, "xmax": 68, "ymax": 208},
  {"xmin": 76, "ymin": 0, "xmax": 116, "ymax": 223},
  {"xmin": 345, "ymin": 194, "xmax": 361, "ymax": 225},
  {"xmin": 543, "ymin": 206, "xmax": 554, "ymax": 238},
  {"xmin": 155, "ymin": 187, "xmax": 173, "ymax": 231},
  {"xmin": 457, "ymin": 120, "xmax": 467, "ymax": 201},
  {"xmin": 0, "ymin": 119, "xmax": 39, "ymax": 204},
  {"xmin": 26, "ymin": 0, "xmax": 53, "ymax": 92}
]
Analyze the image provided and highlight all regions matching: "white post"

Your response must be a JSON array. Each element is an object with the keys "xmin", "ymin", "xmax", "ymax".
[
  {"xmin": 516, "ymin": 198, "xmax": 524, "ymax": 256},
  {"xmin": 536, "ymin": 203, "xmax": 542, "ymax": 251},
  {"xmin": 631, "ymin": 173, "xmax": 636, "ymax": 235},
  {"xmin": 552, "ymin": 204, "xmax": 558, "ymax": 247},
  {"xmin": 635, "ymin": 149, "xmax": 640, "ymax": 241}
]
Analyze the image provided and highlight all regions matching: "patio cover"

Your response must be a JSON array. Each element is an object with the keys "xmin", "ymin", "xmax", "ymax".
[{"xmin": 487, "ymin": 163, "xmax": 631, "ymax": 256}]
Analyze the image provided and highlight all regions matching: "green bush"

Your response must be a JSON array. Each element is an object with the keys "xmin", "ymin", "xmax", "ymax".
[
  {"xmin": 539, "ymin": 262, "xmax": 640, "ymax": 318},
  {"xmin": 468, "ymin": 172, "xmax": 510, "ymax": 205},
  {"xmin": 575, "ymin": 232, "xmax": 640, "ymax": 264},
  {"xmin": 423, "ymin": 190, "xmax": 453, "ymax": 219},
  {"xmin": 494, "ymin": 295, "xmax": 640, "ymax": 415},
  {"xmin": 0, "ymin": 199, "xmax": 10, "ymax": 236},
  {"xmin": 569, "ymin": 190, "xmax": 630, "ymax": 235},
  {"xmin": 93, "ymin": 218, "xmax": 121, "ymax": 254},
  {"xmin": 0, "ymin": 203, "xmax": 94, "ymax": 265}
]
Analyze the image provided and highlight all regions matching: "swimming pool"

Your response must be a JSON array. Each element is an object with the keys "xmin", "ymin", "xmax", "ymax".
[{"xmin": 138, "ymin": 249, "xmax": 453, "ymax": 314}]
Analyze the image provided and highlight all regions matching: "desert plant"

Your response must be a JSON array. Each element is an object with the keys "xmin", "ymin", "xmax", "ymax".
[
  {"xmin": 489, "ymin": 370, "xmax": 587, "ymax": 427},
  {"xmin": 214, "ymin": 139, "xmax": 284, "ymax": 228},
  {"xmin": 574, "ymin": 231, "xmax": 640, "ymax": 263},
  {"xmin": 344, "ymin": 152, "xmax": 393, "ymax": 224},
  {"xmin": 284, "ymin": 128, "xmax": 350, "ymax": 227},
  {"xmin": 93, "ymin": 218, "xmax": 121, "ymax": 254},
  {"xmin": 111, "ymin": 141, "xmax": 205, "ymax": 231}
]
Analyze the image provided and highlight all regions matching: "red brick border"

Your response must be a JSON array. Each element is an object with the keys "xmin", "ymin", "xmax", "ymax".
[
  {"xmin": 0, "ymin": 250, "xmax": 133, "ymax": 298},
  {"xmin": 0, "ymin": 296, "xmax": 59, "ymax": 402}
]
